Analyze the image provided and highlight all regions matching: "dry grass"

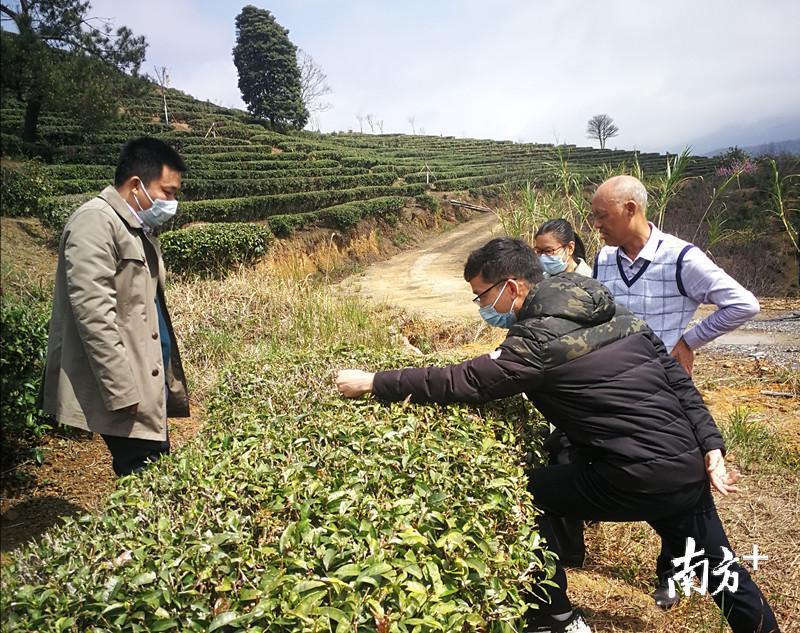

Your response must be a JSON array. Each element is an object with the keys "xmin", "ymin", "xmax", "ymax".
[
  {"xmin": 568, "ymin": 464, "xmax": 799, "ymax": 632},
  {"xmin": 0, "ymin": 217, "xmax": 56, "ymax": 299}
]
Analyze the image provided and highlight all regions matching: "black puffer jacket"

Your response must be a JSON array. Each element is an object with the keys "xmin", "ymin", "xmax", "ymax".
[{"xmin": 373, "ymin": 273, "xmax": 725, "ymax": 493}]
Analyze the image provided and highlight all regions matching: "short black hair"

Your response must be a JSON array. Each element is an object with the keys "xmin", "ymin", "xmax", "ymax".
[
  {"xmin": 464, "ymin": 237, "xmax": 543, "ymax": 285},
  {"xmin": 114, "ymin": 137, "xmax": 187, "ymax": 188}
]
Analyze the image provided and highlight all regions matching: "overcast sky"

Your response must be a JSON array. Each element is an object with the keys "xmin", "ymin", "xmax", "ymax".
[{"xmin": 88, "ymin": 0, "xmax": 800, "ymax": 153}]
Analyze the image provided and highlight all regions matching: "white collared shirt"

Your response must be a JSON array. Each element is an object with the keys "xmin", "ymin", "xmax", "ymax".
[
  {"xmin": 595, "ymin": 223, "xmax": 759, "ymax": 350},
  {"xmin": 126, "ymin": 201, "xmax": 152, "ymax": 233}
]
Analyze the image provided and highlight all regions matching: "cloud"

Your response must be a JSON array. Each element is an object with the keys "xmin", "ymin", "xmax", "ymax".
[{"xmin": 85, "ymin": 0, "xmax": 800, "ymax": 152}]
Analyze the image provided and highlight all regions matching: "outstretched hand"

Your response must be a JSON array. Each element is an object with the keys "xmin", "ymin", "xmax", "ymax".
[
  {"xmin": 706, "ymin": 449, "xmax": 740, "ymax": 496},
  {"xmin": 335, "ymin": 369, "xmax": 375, "ymax": 398}
]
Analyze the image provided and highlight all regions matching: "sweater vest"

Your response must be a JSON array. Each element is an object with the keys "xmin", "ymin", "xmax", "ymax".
[{"xmin": 593, "ymin": 237, "xmax": 698, "ymax": 351}]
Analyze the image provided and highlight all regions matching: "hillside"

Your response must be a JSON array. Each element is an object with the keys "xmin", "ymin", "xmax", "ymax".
[
  {"xmin": 706, "ymin": 139, "xmax": 800, "ymax": 158},
  {"xmin": 1, "ymin": 84, "xmax": 716, "ymax": 240}
]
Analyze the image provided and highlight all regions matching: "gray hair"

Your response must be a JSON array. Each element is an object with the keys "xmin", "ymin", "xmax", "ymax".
[{"xmin": 618, "ymin": 177, "xmax": 648, "ymax": 213}]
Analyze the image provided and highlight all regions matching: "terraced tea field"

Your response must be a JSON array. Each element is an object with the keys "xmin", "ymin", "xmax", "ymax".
[{"xmin": 1, "ymin": 86, "xmax": 715, "ymax": 242}]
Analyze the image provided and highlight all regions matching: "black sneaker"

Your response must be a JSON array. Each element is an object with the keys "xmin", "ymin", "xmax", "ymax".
[
  {"xmin": 653, "ymin": 578, "xmax": 681, "ymax": 610},
  {"xmin": 526, "ymin": 608, "xmax": 592, "ymax": 633}
]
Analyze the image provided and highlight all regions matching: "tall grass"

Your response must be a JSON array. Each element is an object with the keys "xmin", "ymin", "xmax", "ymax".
[
  {"xmin": 691, "ymin": 166, "xmax": 746, "ymax": 249},
  {"xmin": 766, "ymin": 158, "xmax": 799, "ymax": 267},
  {"xmin": 651, "ymin": 147, "xmax": 697, "ymax": 230},
  {"xmin": 166, "ymin": 251, "xmax": 398, "ymax": 400},
  {"xmin": 491, "ymin": 146, "xmax": 759, "ymax": 266},
  {"xmin": 493, "ymin": 148, "xmax": 602, "ymax": 261}
]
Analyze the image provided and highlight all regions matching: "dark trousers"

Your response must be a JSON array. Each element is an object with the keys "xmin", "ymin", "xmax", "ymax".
[
  {"xmin": 541, "ymin": 429, "xmax": 585, "ymax": 567},
  {"xmin": 526, "ymin": 461, "xmax": 780, "ymax": 633},
  {"xmin": 546, "ymin": 429, "xmax": 678, "ymax": 580},
  {"xmin": 101, "ymin": 433, "xmax": 170, "ymax": 477}
]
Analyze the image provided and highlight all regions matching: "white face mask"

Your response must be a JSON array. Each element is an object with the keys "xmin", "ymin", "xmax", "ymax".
[{"xmin": 133, "ymin": 180, "xmax": 178, "ymax": 229}]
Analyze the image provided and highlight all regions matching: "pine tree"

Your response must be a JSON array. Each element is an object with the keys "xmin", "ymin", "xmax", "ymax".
[
  {"xmin": 0, "ymin": 0, "xmax": 147, "ymax": 143},
  {"xmin": 233, "ymin": 6, "xmax": 308, "ymax": 130}
]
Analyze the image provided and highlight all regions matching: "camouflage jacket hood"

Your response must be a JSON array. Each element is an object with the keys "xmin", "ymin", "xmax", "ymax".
[
  {"xmin": 504, "ymin": 273, "xmax": 647, "ymax": 369},
  {"xmin": 518, "ymin": 273, "xmax": 616, "ymax": 326}
]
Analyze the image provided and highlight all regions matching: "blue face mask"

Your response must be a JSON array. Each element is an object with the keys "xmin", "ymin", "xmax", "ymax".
[
  {"xmin": 478, "ymin": 281, "xmax": 517, "ymax": 328},
  {"xmin": 540, "ymin": 252, "xmax": 568, "ymax": 277},
  {"xmin": 133, "ymin": 180, "xmax": 178, "ymax": 229}
]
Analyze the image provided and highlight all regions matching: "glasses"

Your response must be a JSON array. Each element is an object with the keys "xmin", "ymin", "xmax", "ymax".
[
  {"xmin": 472, "ymin": 279, "xmax": 513, "ymax": 304},
  {"xmin": 533, "ymin": 245, "xmax": 566, "ymax": 256}
]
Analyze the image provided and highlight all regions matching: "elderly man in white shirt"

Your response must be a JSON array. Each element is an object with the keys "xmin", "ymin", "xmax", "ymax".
[
  {"xmin": 589, "ymin": 174, "xmax": 760, "ymax": 610},
  {"xmin": 591, "ymin": 175, "xmax": 759, "ymax": 376}
]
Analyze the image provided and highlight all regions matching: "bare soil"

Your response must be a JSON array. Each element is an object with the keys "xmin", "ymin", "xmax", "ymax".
[
  {"xmin": 340, "ymin": 211, "xmax": 503, "ymax": 321},
  {"xmin": 0, "ymin": 409, "xmax": 205, "ymax": 558}
]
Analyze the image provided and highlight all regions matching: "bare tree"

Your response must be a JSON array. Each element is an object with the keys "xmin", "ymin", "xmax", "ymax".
[
  {"xmin": 355, "ymin": 113, "xmax": 364, "ymax": 133},
  {"xmin": 297, "ymin": 48, "xmax": 332, "ymax": 115},
  {"xmin": 586, "ymin": 114, "xmax": 619, "ymax": 149},
  {"xmin": 377, "ymin": 119, "xmax": 384, "ymax": 134},
  {"xmin": 365, "ymin": 113, "xmax": 375, "ymax": 133},
  {"xmin": 153, "ymin": 65, "xmax": 170, "ymax": 126},
  {"xmin": 408, "ymin": 115, "xmax": 416, "ymax": 134}
]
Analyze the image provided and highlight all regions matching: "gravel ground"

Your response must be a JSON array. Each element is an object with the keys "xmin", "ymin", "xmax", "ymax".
[{"xmin": 703, "ymin": 309, "xmax": 799, "ymax": 368}]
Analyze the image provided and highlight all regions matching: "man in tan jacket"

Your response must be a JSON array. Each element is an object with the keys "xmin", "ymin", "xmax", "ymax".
[{"xmin": 41, "ymin": 137, "xmax": 190, "ymax": 476}]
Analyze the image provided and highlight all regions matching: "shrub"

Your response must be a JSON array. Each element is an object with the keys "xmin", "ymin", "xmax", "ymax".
[
  {"xmin": 0, "ymin": 295, "xmax": 52, "ymax": 469},
  {"xmin": 160, "ymin": 223, "xmax": 274, "ymax": 275},
  {"xmin": 266, "ymin": 211, "xmax": 320, "ymax": 237},
  {"xmin": 414, "ymin": 193, "xmax": 440, "ymax": 213},
  {"xmin": 0, "ymin": 159, "xmax": 54, "ymax": 217},
  {"xmin": 174, "ymin": 185, "xmax": 425, "ymax": 227},
  {"xmin": 0, "ymin": 132, "xmax": 24, "ymax": 157},
  {"xmin": 38, "ymin": 193, "xmax": 94, "ymax": 237},
  {"xmin": 45, "ymin": 164, "xmax": 115, "ymax": 180},
  {"xmin": 316, "ymin": 196, "xmax": 407, "ymax": 231},
  {"xmin": 267, "ymin": 197, "xmax": 407, "ymax": 236},
  {"xmin": 177, "ymin": 173, "xmax": 396, "ymax": 201},
  {"xmin": 1, "ymin": 349, "xmax": 553, "ymax": 631}
]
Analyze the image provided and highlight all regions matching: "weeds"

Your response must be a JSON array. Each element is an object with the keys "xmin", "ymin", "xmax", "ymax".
[
  {"xmin": 766, "ymin": 158, "xmax": 799, "ymax": 285},
  {"xmin": 651, "ymin": 148, "xmax": 697, "ymax": 230},
  {"xmin": 718, "ymin": 406, "xmax": 797, "ymax": 470}
]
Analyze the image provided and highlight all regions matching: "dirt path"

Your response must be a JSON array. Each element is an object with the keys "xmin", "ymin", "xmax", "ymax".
[
  {"xmin": 346, "ymin": 212, "xmax": 799, "ymax": 367},
  {"xmin": 341, "ymin": 211, "xmax": 501, "ymax": 321}
]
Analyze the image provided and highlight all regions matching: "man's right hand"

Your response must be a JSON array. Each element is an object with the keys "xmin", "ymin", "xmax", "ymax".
[
  {"xmin": 119, "ymin": 403, "xmax": 138, "ymax": 415},
  {"xmin": 335, "ymin": 370, "xmax": 375, "ymax": 398},
  {"xmin": 706, "ymin": 449, "xmax": 740, "ymax": 496}
]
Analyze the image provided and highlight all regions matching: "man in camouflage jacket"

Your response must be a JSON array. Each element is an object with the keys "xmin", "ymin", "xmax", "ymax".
[{"xmin": 336, "ymin": 238, "xmax": 779, "ymax": 633}]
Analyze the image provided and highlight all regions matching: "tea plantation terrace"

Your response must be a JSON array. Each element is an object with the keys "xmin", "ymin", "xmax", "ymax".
[{"xmin": 1, "ymin": 86, "xmax": 716, "ymax": 245}]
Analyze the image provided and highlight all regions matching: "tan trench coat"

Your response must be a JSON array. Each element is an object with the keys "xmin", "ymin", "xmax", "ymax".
[{"xmin": 41, "ymin": 186, "xmax": 189, "ymax": 440}]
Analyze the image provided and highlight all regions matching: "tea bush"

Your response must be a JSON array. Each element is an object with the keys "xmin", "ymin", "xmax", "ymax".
[
  {"xmin": 160, "ymin": 223, "xmax": 274, "ymax": 275},
  {"xmin": 267, "ymin": 196, "xmax": 407, "ymax": 236},
  {"xmin": 0, "ymin": 159, "xmax": 54, "ymax": 217},
  {"xmin": 0, "ymin": 294, "xmax": 52, "ymax": 468},
  {"xmin": 316, "ymin": 196, "xmax": 407, "ymax": 231},
  {"xmin": 175, "ymin": 185, "xmax": 425, "ymax": 227},
  {"xmin": 1, "ymin": 349, "xmax": 554, "ymax": 632}
]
